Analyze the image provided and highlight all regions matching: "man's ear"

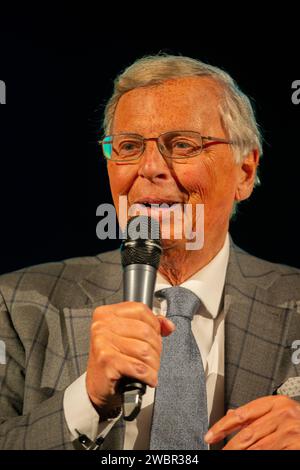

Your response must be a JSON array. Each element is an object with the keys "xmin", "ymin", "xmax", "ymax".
[{"xmin": 234, "ymin": 149, "xmax": 260, "ymax": 202}]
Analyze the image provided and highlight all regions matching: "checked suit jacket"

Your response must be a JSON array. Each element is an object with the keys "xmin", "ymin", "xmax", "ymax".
[{"xmin": 0, "ymin": 239, "xmax": 300, "ymax": 450}]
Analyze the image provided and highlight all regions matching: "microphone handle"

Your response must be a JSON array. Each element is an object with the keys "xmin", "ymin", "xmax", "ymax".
[
  {"xmin": 123, "ymin": 264, "xmax": 157, "ymax": 307},
  {"xmin": 118, "ymin": 264, "xmax": 157, "ymax": 421}
]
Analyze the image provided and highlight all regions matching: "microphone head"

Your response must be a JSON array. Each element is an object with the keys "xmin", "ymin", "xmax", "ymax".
[{"xmin": 121, "ymin": 216, "xmax": 162, "ymax": 269}]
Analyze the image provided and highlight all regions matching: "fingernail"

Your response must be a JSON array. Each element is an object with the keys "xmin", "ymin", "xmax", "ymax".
[
  {"xmin": 204, "ymin": 430, "xmax": 214, "ymax": 443},
  {"xmin": 166, "ymin": 319, "xmax": 176, "ymax": 330}
]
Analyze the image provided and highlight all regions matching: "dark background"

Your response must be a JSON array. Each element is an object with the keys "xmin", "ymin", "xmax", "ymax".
[{"xmin": 0, "ymin": 10, "xmax": 299, "ymax": 275}]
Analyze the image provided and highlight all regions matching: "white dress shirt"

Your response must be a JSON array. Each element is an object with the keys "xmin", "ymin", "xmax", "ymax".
[{"xmin": 64, "ymin": 233, "xmax": 230, "ymax": 449}]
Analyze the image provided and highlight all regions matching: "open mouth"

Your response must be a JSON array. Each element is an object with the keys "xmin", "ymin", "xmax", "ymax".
[
  {"xmin": 134, "ymin": 199, "xmax": 182, "ymax": 208},
  {"xmin": 131, "ymin": 201, "xmax": 184, "ymax": 220},
  {"xmin": 142, "ymin": 202, "xmax": 179, "ymax": 208}
]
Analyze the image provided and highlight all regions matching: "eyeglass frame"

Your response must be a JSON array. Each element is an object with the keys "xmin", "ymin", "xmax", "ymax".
[{"xmin": 98, "ymin": 130, "xmax": 234, "ymax": 162}]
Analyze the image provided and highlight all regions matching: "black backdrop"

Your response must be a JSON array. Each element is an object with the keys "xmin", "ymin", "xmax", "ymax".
[{"xmin": 0, "ymin": 10, "xmax": 299, "ymax": 275}]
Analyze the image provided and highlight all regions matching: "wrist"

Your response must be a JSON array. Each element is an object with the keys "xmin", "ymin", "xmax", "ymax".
[{"xmin": 87, "ymin": 392, "xmax": 122, "ymax": 421}]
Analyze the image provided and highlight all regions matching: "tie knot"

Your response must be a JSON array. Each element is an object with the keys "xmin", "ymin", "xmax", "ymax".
[{"xmin": 156, "ymin": 286, "xmax": 201, "ymax": 320}]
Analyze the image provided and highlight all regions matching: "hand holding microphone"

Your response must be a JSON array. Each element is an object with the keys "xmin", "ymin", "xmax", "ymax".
[{"xmin": 86, "ymin": 216, "xmax": 175, "ymax": 420}]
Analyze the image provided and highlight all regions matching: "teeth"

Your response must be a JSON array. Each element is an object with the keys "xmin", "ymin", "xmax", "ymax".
[
  {"xmin": 142, "ymin": 202, "xmax": 173, "ymax": 206},
  {"xmin": 137, "ymin": 201, "xmax": 180, "ymax": 207}
]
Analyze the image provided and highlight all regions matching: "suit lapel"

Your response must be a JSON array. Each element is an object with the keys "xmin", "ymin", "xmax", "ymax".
[{"xmin": 224, "ymin": 243, "xmax": 297, "ymax": 410}]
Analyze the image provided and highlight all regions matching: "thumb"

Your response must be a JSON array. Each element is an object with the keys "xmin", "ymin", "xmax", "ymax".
[{"xmin": 157, "ymin": 315, "xmax": 176, "ymax": 337}]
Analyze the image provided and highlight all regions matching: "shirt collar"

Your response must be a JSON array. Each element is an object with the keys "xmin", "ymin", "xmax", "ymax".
[{"xmin": 155, "ymin": 233, "xmax": 230, "ymax": 319}]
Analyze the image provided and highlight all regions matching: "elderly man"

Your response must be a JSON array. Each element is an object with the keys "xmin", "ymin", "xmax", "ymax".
[{"xmin": 1, "ymin": 54, "xmax": 300, "ymax": 450}]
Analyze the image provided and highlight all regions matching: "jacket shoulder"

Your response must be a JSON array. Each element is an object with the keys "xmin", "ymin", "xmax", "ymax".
[
  {"xmin": 232, "ymin": 243, "xmax": 300, "ymax": 300},
  {"xmin": 0, "ymin": 249, "xmax": 121, "ymax": 310}
]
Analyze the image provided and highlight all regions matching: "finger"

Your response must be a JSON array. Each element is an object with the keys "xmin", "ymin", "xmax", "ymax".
[
  {"xmin": 92, "ymin": 318, "xmax": 162, "ymax": 353},
  {"xmin": 157, "ymin": 315, "xmax": 176, "ymax": 336},
  {"xmin": 246, "ymin": 417, "xmax": 300, "ymax": 450},
  {"xmin": 247, "ymin": 431, "xmax": 280, "ymax": 450},
  {"xmin": 99, "ymin": 346, "xmax": 159, "ymax": 388},
  {"xmin": 103, "ymin": 331, "xmax": 161, "ymax": 370},
  {"xmin": 222, "ymin": 412, "xmax": 278, "ymax": 450},
  {"xmin": 95, "ymin": 302, "xmax": 162, "ymax": 334},
  {"xmin": 205, "ymin": 397, "xmax": 275, "ymax": 444},
  {"xmin": 284, "ymin": 440, "xmax": 300, "ymax": 450}
]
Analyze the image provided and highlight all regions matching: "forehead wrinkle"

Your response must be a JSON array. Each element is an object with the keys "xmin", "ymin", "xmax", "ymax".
[{"xmin": 112, "ymin": 76, "xmax": 223, "ymax": 136}]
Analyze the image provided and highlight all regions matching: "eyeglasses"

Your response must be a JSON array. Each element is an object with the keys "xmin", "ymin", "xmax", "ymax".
[{"xmin": 99, "ymin": 130, "xmax": 233, "ymax": 162}]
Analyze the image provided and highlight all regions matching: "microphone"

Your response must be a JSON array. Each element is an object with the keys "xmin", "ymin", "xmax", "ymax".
[{"xmin": 118, "ymin": 215, "xmax": 162, "ymax": 421}]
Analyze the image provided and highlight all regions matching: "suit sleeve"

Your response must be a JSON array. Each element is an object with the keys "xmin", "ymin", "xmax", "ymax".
[{"xmin": 0, "ymin": 292, "xmax": 73, "ymax": 450}]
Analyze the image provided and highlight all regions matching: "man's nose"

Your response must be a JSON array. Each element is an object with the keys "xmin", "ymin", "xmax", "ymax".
[{"xmin": 137, "ymin": 141, "xmax": 170, "ymax": 182}]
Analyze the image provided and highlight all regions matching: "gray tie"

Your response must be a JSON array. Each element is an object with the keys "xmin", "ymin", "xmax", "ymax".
[{"xmin": 150, "ymin": 286, "xmax": 208, "ymax": 450}]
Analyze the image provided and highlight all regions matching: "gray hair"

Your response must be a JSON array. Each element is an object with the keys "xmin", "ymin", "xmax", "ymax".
[{"xmin": 103, "ymin": 54, "xmax": 262, "ymax": 180}]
